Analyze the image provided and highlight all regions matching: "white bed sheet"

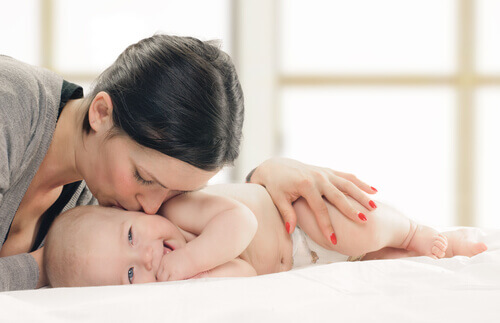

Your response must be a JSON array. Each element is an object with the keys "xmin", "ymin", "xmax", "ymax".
[{"xmin": 1, "ymin": 227, "xmax": 500, "ymax": 323}]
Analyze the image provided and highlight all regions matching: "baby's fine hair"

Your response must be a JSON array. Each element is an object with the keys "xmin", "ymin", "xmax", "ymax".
[
  {"xmin": 82, "ymin": 34, "xmax": 244, "ymax": 171},
  {"xmin": 44, "ymin": 206, "xmax": 97, "ymax": 287}
]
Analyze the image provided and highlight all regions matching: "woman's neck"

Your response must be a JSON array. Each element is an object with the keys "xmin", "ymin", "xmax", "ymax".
[{"xmin": 36, "ymin": 98, "xmax": 85, "ymax": 191}]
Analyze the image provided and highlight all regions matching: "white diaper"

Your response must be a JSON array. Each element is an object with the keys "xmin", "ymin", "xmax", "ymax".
[{"xmin": 291, "ymin": 227, "xmax": 363, "ymax": 269}]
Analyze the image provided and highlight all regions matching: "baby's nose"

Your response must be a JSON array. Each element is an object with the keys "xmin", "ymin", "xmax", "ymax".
[{"xmin": 141, "ymin": 245, "xmax": 153, "ymax": 271}]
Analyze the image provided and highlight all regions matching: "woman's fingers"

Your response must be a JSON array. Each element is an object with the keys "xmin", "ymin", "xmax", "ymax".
[
  {"xmin": 251, "ymin": 158, "xmax": 380, "ymax": 247},
  {"xmin": 332, "ymin": 170, "xmax": 377, "ymax": 194},
  {"xmin": 332, "ymin": 179, "xmax": 378, "ymax": 213},
  {"xmin": 274, "ymin": 197, "xmax": 298, "ymax": 234},
  {"xmin": 300, "ymin": 186, "xmax": 337, "ymax": 245},
  {"xmin": 322, "ymin": 182, "xmax": 368, "ymax": 224}
]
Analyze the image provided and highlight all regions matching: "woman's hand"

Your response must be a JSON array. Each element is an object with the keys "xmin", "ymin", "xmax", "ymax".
[{"xmin": 247, "ymin": 158, "xmax": 378, "ymax": 245}]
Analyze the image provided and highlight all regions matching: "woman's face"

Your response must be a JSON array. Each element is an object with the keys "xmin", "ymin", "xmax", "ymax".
[
  {"xmin": 81, "ymin": 133, "xmax": 218, "ymax": 215},
  {"xmin": 78, "ymin": 92, "xmax": 218, "ymax": 214}
]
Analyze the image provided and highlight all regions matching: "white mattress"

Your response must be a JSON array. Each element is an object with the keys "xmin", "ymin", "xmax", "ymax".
[{"xmin": 1, "ymin": 227, "xmax": 500, "ymax": 323}]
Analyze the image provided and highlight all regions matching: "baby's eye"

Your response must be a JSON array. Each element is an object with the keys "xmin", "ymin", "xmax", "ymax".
[
  {"xmin": 128, "ymin": 227, "xmax": 133, "ymax": 245},
  {"xmin": 128, "ymin": 267, "xmax": 134, "ymax": 284}
]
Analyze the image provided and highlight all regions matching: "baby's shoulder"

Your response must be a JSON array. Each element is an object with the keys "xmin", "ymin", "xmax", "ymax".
[{"xmin": 159, "ymin": 188, "xmax": 256, "ymax": 236}]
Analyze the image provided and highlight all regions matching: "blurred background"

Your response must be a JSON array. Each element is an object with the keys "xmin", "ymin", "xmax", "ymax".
[{"xmin": 1, "ymin": 0, "xmax": 499, "ymax": 228}]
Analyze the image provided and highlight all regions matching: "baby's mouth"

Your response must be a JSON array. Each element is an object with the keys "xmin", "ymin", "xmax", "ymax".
[{"xmin": 163, "ymin": 241, "xmax": 174, "ymax": 255}]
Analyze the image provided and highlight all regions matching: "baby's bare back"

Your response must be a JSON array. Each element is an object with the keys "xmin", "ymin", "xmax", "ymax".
[{"xmin": 202, "ymin": 184, "xmax": 293, "ymax": 274}]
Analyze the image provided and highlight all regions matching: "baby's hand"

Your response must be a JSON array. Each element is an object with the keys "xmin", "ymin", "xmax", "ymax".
[{"xmin": 156, "ymin": 249, "xmax": 198, "ymax": 282}]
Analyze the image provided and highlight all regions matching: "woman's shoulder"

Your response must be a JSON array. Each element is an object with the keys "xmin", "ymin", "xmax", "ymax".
[
  {"xmin": 0, "ymin": 55, "xmax": 63, "ymax": 110},
  {"xmin": 0, "ymin": 55, "xmax": 38, "ymax": 85},
  {"xmin": 0, "ymin": 56, "xmax": 63, "ymax": 162}
]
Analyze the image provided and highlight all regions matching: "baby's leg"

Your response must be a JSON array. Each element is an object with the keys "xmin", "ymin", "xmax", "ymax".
[
  {"xmin": 363, "ymin": 228, "xmax": 488, "ymax": 260},
  {"xmin": 293, "ymin": 196, "xmax": 447, "ymax": 258},
  {"xmin": 362, "ymin": 247, "xmax": 418, "ymax": 260},
  {"xmin": 442, "ymin": 228, "xmax": 487, "ymax": 257}
]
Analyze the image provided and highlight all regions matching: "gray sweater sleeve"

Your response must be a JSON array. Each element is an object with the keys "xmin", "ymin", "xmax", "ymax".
[
  {"xmin": 0, "ymin": 254, "xmax": 39, "ymax": 291},
  {"xmin": 0, "ymin": 105, "xmax": 38, "ymax": 291},
  {"xmin": 0, "ymin": 58, "xmax": 39, "ymax": 292},
  {"xmin": 0, "ymin": 56, "xmax": 62, "ymax": 292}
]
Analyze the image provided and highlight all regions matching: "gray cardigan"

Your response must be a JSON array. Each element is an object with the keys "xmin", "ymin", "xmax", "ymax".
[{"xmin": 0, "ymin": 55, "xmax": 96, "ymax": 291}]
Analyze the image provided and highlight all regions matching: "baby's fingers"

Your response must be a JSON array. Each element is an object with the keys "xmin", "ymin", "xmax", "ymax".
[{"xmin": 156, "ymin": 259, "xmax": 170, "ymax": 282}]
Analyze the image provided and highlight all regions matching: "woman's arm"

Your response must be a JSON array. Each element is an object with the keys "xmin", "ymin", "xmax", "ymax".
[
  {"xmin": 156, "ymin": 192, "xmax": 258, "ymax": 282},
  {"xmin": 247, "ymin": 157, "xmax": 378, "ymax": 244},
  {"xmin": 30, "ymin": 248, "xmax": 47, "ymax": 288},
  {"xmin": 0, "ymin": 253, "xmax": 40, "ymax": 291}
]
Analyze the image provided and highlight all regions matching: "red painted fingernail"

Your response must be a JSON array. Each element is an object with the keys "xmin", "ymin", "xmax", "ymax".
[
  {"xmin": 286, "ymin": 222, "xmax": 290, "ymax": 234},
  {"xmin": 358, "ymin": 212, "xmax": 367, "ymax": 221},
  {"xmin": 369, "ymin": 200, "xmax": 377, "ymax": 209},
  {"xmin": 330, "ymin": 233, "xmax": 337, "ymax": 245},
  {"xmin": 371, "ymin": 186, "xmax": 378, "ymax": 192}
]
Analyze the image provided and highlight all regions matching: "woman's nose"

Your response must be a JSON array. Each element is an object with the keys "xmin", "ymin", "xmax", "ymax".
[{"xmin": 137, "ymin": 189, "xmax": 169, "ymax": 215}]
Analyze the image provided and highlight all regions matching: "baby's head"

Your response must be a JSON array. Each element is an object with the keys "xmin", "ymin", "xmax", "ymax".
[{"xmin": 44, "ymin": 205, "xmax": 186, "ymax": 287}]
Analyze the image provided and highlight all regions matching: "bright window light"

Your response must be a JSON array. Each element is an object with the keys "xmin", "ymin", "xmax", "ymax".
[
  {"xmin": 280, "ymin": 0, "xmax": 456, "ymax": 75},
  {"xmin": 475, "ymin": 87, "xmax": 500, "ymax": 228},
  {"xmin": 0, "ymin": 0, "xmax": 41, "ymax": 66},
  {"xmin": 476, "ymin": 0, "xmax": 500, "ymax": 74},
  {"xmin": 53, "ymin": 0, "xmax": 231, "ymax": 74},
  {"xmin": 280, "ymin": 86, "xmax": 456, "ymax": 227}
]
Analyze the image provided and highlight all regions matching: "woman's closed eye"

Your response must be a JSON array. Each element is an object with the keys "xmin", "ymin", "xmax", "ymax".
[{"xmin": 134, "ymin": 169, "xmax": 154, "ymax": 186}]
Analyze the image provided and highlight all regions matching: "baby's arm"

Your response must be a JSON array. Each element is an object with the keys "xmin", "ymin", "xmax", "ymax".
[
  {"xmin": 190, "ymin": 258, "xmax": 257, "ymax": 279},
  {"xmin": 156, "ymin": 192, "xmax": 258, "ymax": 281}
]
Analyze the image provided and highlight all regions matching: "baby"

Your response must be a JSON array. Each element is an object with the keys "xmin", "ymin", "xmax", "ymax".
[{"xmin": 44, "ymin": 183, "xmax": 488, "ymax": 287}]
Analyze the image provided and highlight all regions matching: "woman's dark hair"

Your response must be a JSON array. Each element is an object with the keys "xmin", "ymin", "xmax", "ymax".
[{"xmin": 83, "ymin": 34, "xmax": 244, "ymax": 171}]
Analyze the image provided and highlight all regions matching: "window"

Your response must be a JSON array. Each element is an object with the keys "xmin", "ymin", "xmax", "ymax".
[{"xmin": 278, "ymin": 0, "xmax": 500, "ymax": 226}]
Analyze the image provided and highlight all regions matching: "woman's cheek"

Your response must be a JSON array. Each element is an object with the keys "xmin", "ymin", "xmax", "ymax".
[
  {"xmin": 117, "ymin": 174, "xmax": 138, "ymax": 197},
  {"xmin": 110, "ymin": 167, "xmax": 138, "ymax": 199}
]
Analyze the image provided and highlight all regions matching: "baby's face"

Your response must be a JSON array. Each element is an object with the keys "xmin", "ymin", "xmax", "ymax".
[{"xmin": 75, "ymin": 207, "xmax": 186, "ymax": 286}]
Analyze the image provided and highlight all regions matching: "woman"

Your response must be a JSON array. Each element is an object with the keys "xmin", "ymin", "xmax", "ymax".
[{"xmin": 0, "ymin": 34, "xmax": 376, "ymax": 291}]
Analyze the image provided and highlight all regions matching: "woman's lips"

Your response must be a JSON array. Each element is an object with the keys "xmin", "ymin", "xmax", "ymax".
[{"xmin": 113, "ymin": 201, "xmax": 125, "ymax": 209}]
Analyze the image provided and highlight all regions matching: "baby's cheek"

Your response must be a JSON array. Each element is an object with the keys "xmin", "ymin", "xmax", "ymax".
[{"xmin": 134, "ymin": 269, "xmax": 157, "ymax": 284}]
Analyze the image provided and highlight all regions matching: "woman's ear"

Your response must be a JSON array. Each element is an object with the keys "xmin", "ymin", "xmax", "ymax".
[{"xmin": 88, "ymin": 91, "xmax": 114, "ymax": 132}]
